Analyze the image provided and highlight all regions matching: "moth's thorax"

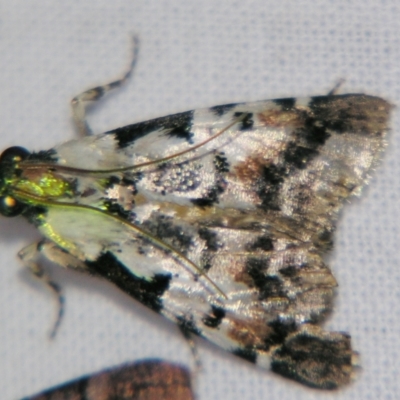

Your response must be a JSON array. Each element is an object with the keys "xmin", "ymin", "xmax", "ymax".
[{"xmin": 15, "ymin": 168, "xmax": 73, "ymax": 199}]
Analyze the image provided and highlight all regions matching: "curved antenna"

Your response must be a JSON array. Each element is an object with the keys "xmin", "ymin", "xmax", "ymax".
[{"xmin": 21, "ymin": 114, "xmax": 247, "ymax": 175}]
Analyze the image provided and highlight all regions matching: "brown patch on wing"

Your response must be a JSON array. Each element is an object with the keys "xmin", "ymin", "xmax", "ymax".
[
  {"xmin": 233, "ymin": 155, "xmax": 266, "ymax": 184},
  {"xmin": 227, "ymin": 317, "xmax": 273, "ymax": 348},
  {"xmin": 310, "ymin": 95, "xmax": 392, "ymax": 135},
  {"xmin": 234, "ymin": 267, "xmax": 254, "ymax": 287},
  {"xmin": 258, "ymin": 109, "xmax": 304, "ymax": 128}
]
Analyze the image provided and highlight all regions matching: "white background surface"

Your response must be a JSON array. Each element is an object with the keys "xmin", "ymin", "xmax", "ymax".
[{"xmin": 0, "ymin": 1, "xmax": 399, "ymax": 399}]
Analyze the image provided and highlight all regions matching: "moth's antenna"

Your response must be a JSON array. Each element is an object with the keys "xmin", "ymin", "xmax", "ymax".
[
  {"xmin": 22, "ymin": 113, "xmax": 247, "ymax": 175},
  {"xmin": 71, "ymin": 35, "xmax": 140, "ymax": 136}
]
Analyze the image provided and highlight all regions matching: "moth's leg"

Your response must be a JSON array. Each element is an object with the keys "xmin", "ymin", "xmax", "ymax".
[
  {"xmin": 270, "ymin": 324, "xmax": 358, "ymax": 389},
  {"xmin": 18, "ymin": 239, "xmax": 86, "ymax": 338},
  {"xmin": 176, "ymin": 326, "xmax": 201, "ymax": 396},
  {"xmin": 178, "ymin": 324, "xmax": 202, "ymax": 373},
  {"xmin": 327, "ymin": 78, "xmax": 345, "ymax": 95},
  {"xmin": 71, "ymin": 35, "xmax": 140, "ymax": 136}
]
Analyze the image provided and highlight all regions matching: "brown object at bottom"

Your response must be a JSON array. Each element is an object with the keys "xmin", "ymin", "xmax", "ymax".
[{"xmin": 22, "ymin": 359, "xmax": 194, "ymax": 400}]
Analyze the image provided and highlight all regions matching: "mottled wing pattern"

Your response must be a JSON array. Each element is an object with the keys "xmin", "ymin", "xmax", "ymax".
[{"xmin": 24, "ymin": 94, "xmax": 391, "ymax": 389}]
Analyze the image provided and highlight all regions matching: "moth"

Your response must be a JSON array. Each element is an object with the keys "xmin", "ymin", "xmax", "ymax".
[
  {"xmin": 0, "ymin": 38, "xmax": 392, "ymax": 389},
  {"xmin": 22, "ymin": 359, "xmax": 194, "ymax": 400}
]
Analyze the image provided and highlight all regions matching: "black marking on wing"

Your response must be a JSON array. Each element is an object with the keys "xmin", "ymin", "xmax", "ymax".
[
  {"xmin": 283, "ymin": 142, "xmax": 319, "ymax": 170},
  {"xmin": 257, "ymin": 95, "xmax": 388, "ymax": 211},
  {"xmin": 190, "ymin": 182, "xmax": 225, "ymax": 208},
  {"xmin": 233, "ymin": 112, "xmax": 254, "ymax": 130},
  {"xmin": 246, "ymin": 256, "xmax": 269, "ymax": 276},
  {"xmin": 317, "ymin": 229, "xmax": 334, "ymax": 251},
  {"xmin": 271, "ymin": 331, "xmax": 353, "ymax": 389},
  {"xmin": 295, "ymin": 94, "xmax": 390, "ymax": 148},
  {"xmin": 273, "ymin": 97, "xmax": 296, "ymax": 110},
  {"xmin": 279, "ymin": 265, "xmax": 298, "ymax": 278},
  {"xmin": 232, "ymin": 347, "xmax": 257, "ymax": 363},
  {"xmin": 210, "ymin": 103, "xmax": 237, "ymax": 116},
  {"xmin": 142, "ymin": 214, "xmax": 193, "ymax": 253},
  {"xmin": 103, "ymin": 175, "xmax": 141, "ymax": 190},
  {"xmin": 101, "ymin": 175, "xmax": 138, "ymax": 219},
  {"xmin": 202, "ymin": 305, "xmax": 226, "ymax": 328},
  {"xmin": 301, "ymin": 116, "xmax": 332, "ymax": 146},
  {"xmin": 103, "ymin": 200, "xmax": 132, "ymax": 220},
  {"xmin": 255, "ymin": 96, "xmax": 353, "ymax": 210},
  {"xmin": 190, "ymin": 151, "xmax": 229, "ymax": 207},
  {"xmin": 246, "ymin": 257, "xmax": 286, "ymax": 301},
  {"xmin": 108, "ymin": 110, "xmax": 194, "ymax": 148},
  {"xmin": 198, "ymin": 227, "xmax": 220, "ymax": 252},
  {"xmin": 247, "ymin": 235, "xmax": 274, "ymax": 252},
  {"xmin": 104, "ymin": 175, "xmax": 121, "ymax": 187},
  {"xmin": 122, "ymin": 176, "xmax": 140, "ymax": 187},
  {"xmin": 309, "ymin": 94, "xmax": 387, "ymax": 136},
  {"xmin": 257, "ymin": 165, "xmax": 286, "ymax": 211},
  {"xmin": 177, "ymin": 314, "xmax": 201, "ymax": 336},
  {"xmin": 200, "ymin": 253, "xmax": 214, "ymax": 273},
  {"xmin": 254, "ymin": 95, "xmax": 346, "ymax": 210},
  {"xmin": 264, "ymin": 319, "xmax": 297, "ymax": 349},
  {"xmin": 214, "ymin": 152, "xmax": 230, "ymax": 173},
  {"xmin": 85, "ymin": 252, "xmax": 171, "ymax": 312}
]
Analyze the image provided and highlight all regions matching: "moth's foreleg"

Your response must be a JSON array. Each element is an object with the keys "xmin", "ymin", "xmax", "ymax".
[
  {"xmin": 18, "ymin": 240, "xmax": 85, "ymax": 338},
  {"xmin": 71, "ymin": 35, "xmax": 140, "ymax": 136},
  {"xmin": 18, "ymin": 240, "xmax": 65, "ymax": 338},
  {"xmin": 270, "ymin": 325, "xmax": 358, "ymax": 389}
]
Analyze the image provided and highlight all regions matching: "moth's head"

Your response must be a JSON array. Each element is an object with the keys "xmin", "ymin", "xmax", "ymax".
[{"xmin": 0, "ymin": 146, "xmax": 30, "ymax": 217}]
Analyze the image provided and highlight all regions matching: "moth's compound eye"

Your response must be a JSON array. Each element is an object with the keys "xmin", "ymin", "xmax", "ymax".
[
  {"xmin": 0, "ymin": 146, "xmax": 30, "ymax": 165},
  {"xmin": 0, "ymin": 195, "xmax": 25, "ymax": 217}
]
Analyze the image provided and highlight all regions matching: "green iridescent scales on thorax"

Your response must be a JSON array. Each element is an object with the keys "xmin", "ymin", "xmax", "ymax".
[{"xmin": 13, "ymin": 172, "xmax": 72, "ymax": 199}]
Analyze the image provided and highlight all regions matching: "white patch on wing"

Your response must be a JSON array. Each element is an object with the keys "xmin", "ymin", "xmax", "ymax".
[
  {"xmin": 55, "ymin": 134, "xmax": 121, "ymax": 169},
  {"xmin": 41, "ymin": 207, "xmax": 172, "ymax": 278}
]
